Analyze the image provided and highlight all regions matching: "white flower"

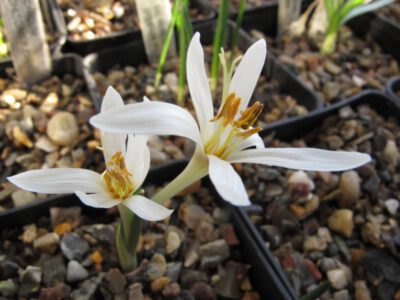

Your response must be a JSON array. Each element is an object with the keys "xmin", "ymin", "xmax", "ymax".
[
  {"xmin": 8, "ymin": 87, "xmax": 172, "ymax": 221},
  {"xmin": 90, "ymin": 33, "xmax": 370, "ymax": 206}
]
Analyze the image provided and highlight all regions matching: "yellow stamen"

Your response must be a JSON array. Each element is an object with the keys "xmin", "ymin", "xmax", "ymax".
[
  {"xmin": 102, "ymin": 151, "xmax": 134, "ymax": 200},
  {"xmin": 234, "ymin": 102, "xmax": 264, "ymax": 129},
  {"xmin": 211, "ymin": 93, "xmax": 239, "ymax": 125},
  {"xmin": 236, "ymin": 127, "xmax": 262, "ymax": 139}
]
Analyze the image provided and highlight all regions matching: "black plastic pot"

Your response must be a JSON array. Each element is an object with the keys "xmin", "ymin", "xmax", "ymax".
[
  {"xmin": 52, "ymin": 0, "xmax": 215, "ymax": 56},
  {"xmin": 386, "ymin": 76, "xmax": 400, "ymax": 103},
  {"xmin": 259, "ymin": 90, "xmax": 400, "ymax": 139},
  {"xmin": 83, "ymin": 19, "xmax": 322, "ymax": 123},
  {"xmin": 198, "ymin": 0, "xmax": 313, "ymax": 34},
  {"xmin": 244, "ymin": 10, "xmax": 400, "ymax": 105},
  {"xmin": 0, "ymin": 159, "xmax": 295, "ymax": 300},
  {"xmin": 243, "ymin": 90, "xmax": 400, "ymax": 298},
  {"xmin": 348, "ymin": 12, "xmax": 400, "ymax": 62}
]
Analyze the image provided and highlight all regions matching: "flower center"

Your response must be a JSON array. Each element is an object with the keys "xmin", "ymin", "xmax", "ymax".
[
  {"xmin": 102, "ymin": 151, "xmax": 134, "ymax": 200},
  {"xmin": 204, "ymin": 93, "xmax": 263, "ymax": 159}
]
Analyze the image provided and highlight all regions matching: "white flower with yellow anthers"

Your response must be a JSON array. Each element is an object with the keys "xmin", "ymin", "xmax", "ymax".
[
  {"xmin": 8, "ymin": 87, "xmax": 172, "ymax": 221},
  {"xmin": 90, "ymin": 33, "xmax": 371, "ymax": 206}
]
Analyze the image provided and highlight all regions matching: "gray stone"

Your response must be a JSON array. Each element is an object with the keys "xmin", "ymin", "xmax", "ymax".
[
  {"xmin": 20, "ymin": 266, "xmax": 42, "ymax": 284},
  {"xmin": 199, "ymin": 239, "xmax": 230, "ymax": 261},
  {"xmin": 0, "ymin": 279, "xmax": 18, "ymax": 297},
  {"xmin": 146, "ymin": 253, "xmax": 167, "ymax": 281},
  {"xmin": 200, "ymin": 255, "xmax": 221, "ymax": 270},
  {"xmin": 61, "ymin": 233, "xmax": 89, "ymax": 261},
  {"xmin": 67, "ymin": 260, "xmax": 89, "ymax": 283},
  {"xmin": 70, "ymin": 274, "xmax": 104, "ymax": 300},
  {"xmin": 165, "ymin": 262, "xmax": 182, "ymax": 282},
  {"xmin": 83, "ymin": 224, "xmax": 115, "ymax": 245},
  {"xmin": 43, "ymin": 255, "xmax": 66, "ymax": 286}
]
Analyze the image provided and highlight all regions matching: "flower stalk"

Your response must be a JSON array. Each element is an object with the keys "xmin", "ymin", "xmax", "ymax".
[
  {"xmin": 116, "ymin": 200, "xmax": 142, "ymax": 272},
  {"xmin": 153, "ymin": 149, "xmax": 209, "ymax": 204}
]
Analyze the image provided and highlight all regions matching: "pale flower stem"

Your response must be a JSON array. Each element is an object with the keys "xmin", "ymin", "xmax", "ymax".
[
  {"xmin": 116, "ymin": 204, "xmax": 142, "ymax": 272},
  {"xmin": 152, "ymin": 149, "xmax": 209, "ymax": 204}
]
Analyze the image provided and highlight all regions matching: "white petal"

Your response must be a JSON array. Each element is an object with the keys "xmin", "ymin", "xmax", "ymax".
[
  {"xmin": 123, "ymin": 195, "xmax": 173, "ymax": 221},
  {"xmin": 229, "ymin": 39, "xmax": 267, "ymax": 111},
  {"xmin": 91, "ymin": 101, "xmax": 203, "ymax": 146},
  {"xmin": 125, "ymin": 134, "xmax": 150, "ymax": 188},
  {"xmin": 8, "ymin": 168, "xmax": 104, "ymax": 194},
  {"xmin": 229, "ymin": 148, "xmax": 371, "ymax": 171},
  {"xmin": 101, "ymin": 86, "xmax": 124, "ymax": 112},
  {"xmin": 234, "ymin": 133, "xmax": 265, "ymax": 152},
  {"xmin": 75, "ymin": 191, "xmax": 120, "ymax": 208},
  {"xmin": 101, "ymin": 132, "xmax": 127, "ymax": 163},
  {"xmin": 208, "ymin": 155, "xmax": 251, "ymax": 206},
  {"xmin": 187, "ymin": 33, "xmax": 214, "ymax": 134},
  {"xmin": 100, "ymin": 87, "xmax": 127, "ymax": 162}
]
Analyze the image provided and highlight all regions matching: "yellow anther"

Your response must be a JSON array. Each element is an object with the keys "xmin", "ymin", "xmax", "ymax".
[
  {"xmin": 234, "ymin": 102, "xmax": 263, "ymax": 130},
  {"xmin": 102, "ymin": 151, "xmax": 134, "ymax": 200},
  {"xmin": 211, "ymin": 93, "xmax": 241, "ymax": 126},
  {"xmin": 205, "ymin": 95, "xmax": 263, "ymax": 159},
  {"xmin": 236, "ymin": 127, "xmax": 262, "ymax": 139}
]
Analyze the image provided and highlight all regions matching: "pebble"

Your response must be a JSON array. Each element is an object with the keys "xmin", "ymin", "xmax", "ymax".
[
  {"xmin": 338, "ymin": 171, "xmax": 360, "ymax": 207},
  {"xmin": 20, "ymin": 224, "xmax": 38, "ymax": 243},
  {"xmin": 361, "ymin": 222, "xmax": 381, "ymax": 246},
  {"xmin": 1, "ymin": 260, "xmax": 19, "ymax": 278},
  {"xmin": 50, "ymin": 206, "xmax": 82, "ymax": 229},
  {"xmin": 165, "ymin": 262, "xmax": 182, "ymax": 282},
  {"xmin": 70, "ymin": 274, "xmax": 104, "ymax": 300},
  {"xmin": 11, "ymin": 190, "xmax": 36, "ymax": 207},
  {"xmin": 20, "ymin": 266, "xmax": 42, "ymax": 284},
  {"xmin": 190, "ymin": 282, "xmax": 216, "ymax": 300},
  {"xmin": 146, "ymin": 253, "xmax": 167, "ymax": 280},
  {"xmin": 195, "ymin": 220, "xmax": 218, "ymax": 243},
  {"xmin": 215, "ymin": 262, "xmax": 242, "ymax": 299},
  {"xmin": 35, "ymin": 136, "xmax": 58, "ymax": 152},
  {"xmin": 33, "ymin": 232, "xmax": 60, "ymax": 254},
  {"xmin": 0, "ymin": 279, "xmax": 18, "ymax": 297},
  {"xmin": 151, "ymin": 276, "xmax": 170, "ymax": 292},
  {"xmin": 47, "ymin": 112, "xmax": 79, "ymax": 146},
  {"xmin": 105, "ymin": 268, "xmax": 126, "ymax": 294},
  {"xmin": 383, "ymin": 140, "xmax": 399, "ymax": 166},
  {"xmin": 164, "ymin": 72, "xmax": 178, "ymax": 94},
  {"xmin": 303, "ymin": 236, "xmax": 327, "ymax": 252},
  {"xmin": 42, "ymin": 255, "xmax": 66, "ymax": 286},
  {"xmin": 38, "ymin": 282, "xmax": 71, "ymax": 300},
  {"xmin": 60, "ymin": 233, "xmax": 89, "ymax": 261},
  {"xmin": 327, "ymin": 268, "xmax": 349, "ymax": 290},
  {"xmin": 40, "ymin": 92, "xmax": 59, "ymax": 113},
  {"xmin": 128, "ymin": 282, "xmax": 144, "ymax": 300},
  {"xmin": 354, "ymin": 280, "xmax": 371, "ymax": 300},
  {"xmin": 288, "ymin": 171, "xmax": 315, "ymax": 198},
  {"xmin": 320, "ymin": 257, "xmax": 338, "ymax": 273},
  {"xmin": 13, "ymin": 126, "xmax": 33, "ymax": 148},
  {"xmin": 166, "ymin": 230, "xmax": 182, "ymax": 254},
  {"xmin": 199, "ymin": 239, "xmax": 230, "ymax": 261},
  {"xmin": 328, "ymin": 209, "xmax": 354, "ymax": 238},
  {"xmin": 179, "ymin": 203, "xmax": 209, "ymax": 230},
  {"xmin": 333, "ymin": 289, "xmax": 349, "ymax": 300},
  {"xmin": 66, "ymin": 260, "xmax": 89, "ymax": 282},
  {"xmin": 162, "ymin": 282, "xmax": 181, "ymax": 298},
  {"xmin": 385, "ymin": 199, "xmax": 399, "ymax": 215}
]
